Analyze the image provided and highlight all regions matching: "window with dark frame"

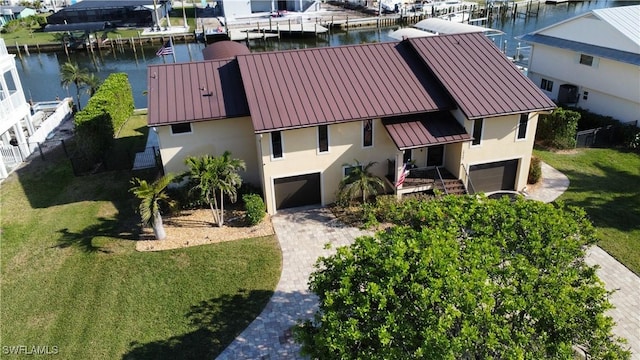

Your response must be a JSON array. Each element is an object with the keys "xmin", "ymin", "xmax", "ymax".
[
  {"xmin": 583, "ymin": 91, "xmax": 589, "ymax": 100},
  {"xmin": 318, "ymin": 125, "xmax": 328, "ymax": 153},
  {"xmin": 171, "ymin": 123, "xmax": 192, "ymax": 134},
  {"xmin": 344, "ymin": 165, "xmax": 363, "ymax": 177},
  {"xmin": 540, "ymin": 79, "xmax": 553, "ymax": 92},
  {"xmin": 579, "ymin": 54, "xmax": 594, "ymax": 66},
  {"xmin": 363, "ymin": 119, "xmax": 373, "ymax": 147},
  {"xmin": 517, "ymin": 114, "xmax": 528, "ymax": 139},
  {"xmin": 271, "ymin": 131, "xmax": 283, "ymax": 159},
  {"xmin": 472, "ymin": 119, "xmax": 483, "ymax": 146}
]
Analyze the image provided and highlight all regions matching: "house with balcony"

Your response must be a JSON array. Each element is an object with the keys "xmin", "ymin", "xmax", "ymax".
[
  {"xmin": 0, "ymin": 38, "xmax": 35, "ymax": 179},
  {"xmin": 519, "ymin": 4, "xmax": 640, "ymax": 125},
  {"xmin": 147, "ymin": 33, "xmax": 555, "ymax": 215}
]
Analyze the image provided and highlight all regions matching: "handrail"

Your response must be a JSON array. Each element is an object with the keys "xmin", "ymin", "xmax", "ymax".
[
  {"xmin": 462, "ymin": 164, "xmax": 476, "ymax": 195},
  {"xmin": 435, "ymin": 166, "xmax": 448, "ymax": 195}
]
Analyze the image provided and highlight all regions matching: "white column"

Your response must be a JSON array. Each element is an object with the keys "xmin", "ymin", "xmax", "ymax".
[
  {"xmin": 395, "ymin": 151, "xmax": 403, "ymax": 200},
  {"xmin": 23, "ymin": 113, "xmax": 35, "ymax": 135},
  {"xmin": 0, "ymin": 152, "xmax": 8, "ymax": 179},
  {"xmin": 12, "ymin": 123, "xmax": 29, "ymax": 158}
]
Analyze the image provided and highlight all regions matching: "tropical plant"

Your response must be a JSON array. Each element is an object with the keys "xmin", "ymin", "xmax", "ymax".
[
  {"xmin": 296, "ymin": 195, "xmax": 631, "ymax": 359},
  {"xmin": 185, "ymin": 151, "xmax": 246, "ymax": 227},
  {"xmin": 60, "ymin": 62, "xmax": 91, "ymax": 111},
  {"xmin": 85, "ymin": 73, "xmax": 102, "ymax": 97},
  {"xmin": 338, "ymin": 160, "xmax": 385, "ymax": 204},
  {"xmin": 129, "ymin": 174, "xmax": 175, "ymax": 240}
]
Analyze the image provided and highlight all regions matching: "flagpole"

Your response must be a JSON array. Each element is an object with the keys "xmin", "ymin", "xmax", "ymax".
[{"xmin": 170, "ymin": 35, "xmax": 176, "ymax": 63}]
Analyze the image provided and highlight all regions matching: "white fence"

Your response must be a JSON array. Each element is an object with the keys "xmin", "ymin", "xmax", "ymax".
[
  {"xmin": 27, "ymin": 99, "xmax": 73, "ymax": 153},
  {"xmin": 0, "ymin": 145, "xmax": 22, "ymax": 167}
]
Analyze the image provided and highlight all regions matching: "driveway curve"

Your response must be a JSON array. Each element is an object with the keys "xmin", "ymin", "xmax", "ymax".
[{"xmin": 216, "ymin": 206, "xmax": 372, "ymax": 359}]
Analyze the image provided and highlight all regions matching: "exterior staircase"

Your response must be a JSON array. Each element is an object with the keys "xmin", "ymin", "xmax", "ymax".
[{"xmin": 434, "ymin": 178, "xmax": 467, "ymax": 195}]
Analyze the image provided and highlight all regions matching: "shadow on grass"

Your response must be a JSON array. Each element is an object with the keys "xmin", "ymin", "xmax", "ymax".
[
  {"xmin": 555, "ymin": 162, "xmax": 640, "ymax": 232},
  {"xmin": 122, "ymin": 289, "xmax": 275, "ymax": 360},
  {"xmin": 55, "ymin": 215, "xmax": 142, "ymax": 253}
]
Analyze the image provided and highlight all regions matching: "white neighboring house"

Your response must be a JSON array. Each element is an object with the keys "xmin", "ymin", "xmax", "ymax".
[
  {"xmin": 519, "ymin": 4, "xmax": 640, "ymax": 126},
  {"xmin": 0, "ymin": 38, "xmax": 34, "ymax": 179},
  {"xmin": 0, "ymin": 38, "xmax": 73, "ymax": 180}
]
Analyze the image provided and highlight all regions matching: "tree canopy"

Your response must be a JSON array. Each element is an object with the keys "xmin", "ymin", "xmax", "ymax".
[{"xmin": 296, "ymin": 195, "xmax": 630, "ymax": 359}]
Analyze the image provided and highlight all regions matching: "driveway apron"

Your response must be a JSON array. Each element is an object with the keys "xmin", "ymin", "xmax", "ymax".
[{"xmin": 216, "ymin": 206, "xmax": 372, "ymax": 359}]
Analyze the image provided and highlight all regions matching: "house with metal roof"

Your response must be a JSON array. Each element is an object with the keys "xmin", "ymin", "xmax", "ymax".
[
  {"xmin": 519, "ymin": 4, "xmax": 640, "ymax": 125},
  {"xmin": 147, "ymin": 33, "xmax": 556, "ymax": 214}
]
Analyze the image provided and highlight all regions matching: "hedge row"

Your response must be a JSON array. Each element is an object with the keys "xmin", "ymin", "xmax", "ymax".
[{"xmin": 73, "ymin": 73, "xmax": 134, "ymax": 160}]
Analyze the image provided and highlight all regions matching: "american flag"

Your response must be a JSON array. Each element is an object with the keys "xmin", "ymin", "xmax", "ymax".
[
  {"xmin": 156, "ymin": 40, "xmax": 174, "ymax": 56},
  {"xmin": 395, "ymin": 163, "xmax": 410, "ymax": 188}
]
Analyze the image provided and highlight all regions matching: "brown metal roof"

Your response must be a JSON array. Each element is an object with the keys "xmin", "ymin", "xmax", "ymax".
[
  {"xmin": 236, "ymin": 41, "xmax": 454, "ymax": 133},
  {"xmin": 202, "ymin": 41, "xmax": 250, "ymax": 61},
  {"xmin": 383, "ymin": 112, "xmax": 471, "ymax": 150},
  {"xmin": 147, "ymin": 59, "xmax": 249, "ymax": 126},
  {"xmin": 408, "ymin": 33, "xmax": 556, "ymax": 119}
]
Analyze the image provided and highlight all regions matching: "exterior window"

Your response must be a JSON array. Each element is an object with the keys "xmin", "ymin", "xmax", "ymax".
[
  {"xmin": 170, "ymin": 123, "xmax": 192, "ymax": 134},
  {"xmin": 344, "ymin": 164, "xmax": 362, "ymax": 177},
  {"xmin": 583, "ymin": 91, "xmax": 589, "ymax": 100},
  {"xmin": 318, "ymin": 125, "xmax": 328, "ymax": 153},
  {"xmin": 540, "ymin": 79, "xmax": 553, "ymax": 92},
  {"xmin": 517, "ymin": 114, "xmax": 528, "ymax": 140},
  {"xmin": 403, "ymin": 149, "xmax": 412, "ymax": 165},
  {"xmin": 363, "ymin": 119, "xmax": 373, "ymax": 147},
  {"xmin": 579, "ymin": 54, "xmax": 594, "ymax": 66},
  {"xmin": 471, "ymin": 119, "xmax": 483, "ymax": 146},
  {"xmin": 271, "ymin": 131, "xmax": 283, "ymax": 159}
]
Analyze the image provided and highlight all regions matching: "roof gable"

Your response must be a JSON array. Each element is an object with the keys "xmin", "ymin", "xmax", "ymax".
[
  {"xmin": 237, "ymin": 41, "xmax": 454, "ymax": 133},
  {"xmin": 147, "ymin": 59, "xmax": 249, "ymax": 126},
  {"xmin": 408, "ymin": 33, "xmax": 556, "ymax": 119},
  {"xmin": 526, "ymin": 5, "xmax": 640, "ymax": 54}
]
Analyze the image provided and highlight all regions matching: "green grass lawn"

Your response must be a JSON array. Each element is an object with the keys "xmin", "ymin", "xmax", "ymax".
[
  {"xmin": 1, "ymin": 116, "xmax": 281, "ymax": 359},
  {"xmin": 534, "ymin": 147, "xmax": 640, "ymax": 275}
]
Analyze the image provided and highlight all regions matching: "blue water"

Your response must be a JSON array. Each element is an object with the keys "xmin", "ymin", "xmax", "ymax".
[{"xmin": 13, "ymin": 0, "xmax": 639, "ymax": 108}]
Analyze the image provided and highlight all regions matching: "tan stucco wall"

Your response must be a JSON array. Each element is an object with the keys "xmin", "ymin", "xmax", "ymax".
[
  {"xmin": 460, "ymin": 113, "xmax": 539, "ymax": 192},
  {"xmin": 156, "ymin": 116, "xmax": 261, "ymax": 186},
  {"xmin": 259, "ymin": 119, "xmax": 401, "ymax": 214}
]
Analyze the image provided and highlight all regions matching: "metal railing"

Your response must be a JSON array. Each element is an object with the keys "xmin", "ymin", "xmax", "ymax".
[{"xmin": 435, "ymin": 166, "xmax": 448, "ymax": 195}]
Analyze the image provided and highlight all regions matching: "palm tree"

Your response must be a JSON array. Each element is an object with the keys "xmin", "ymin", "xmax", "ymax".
[
  {"xmin": 130, "ymin": 174, "xmax": 175, "ymax": 240},
  {"xmin": 60, "ymin": 62, "xmax": 90, "ymax": 110},
  {"xmin": 185, "ymin": 151, "xmax": 246, "ymax": 227},
  {"xmin": 338, "ymin": 160, "xmax": 385, "ymax": 204},
  {"xmin": 84, "ymin": 73, "xmax": 101, "ymax": 97}
]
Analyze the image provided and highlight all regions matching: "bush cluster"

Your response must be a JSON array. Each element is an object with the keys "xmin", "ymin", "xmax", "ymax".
[
  {"xmin": 243, "ymin": 193, "xmax": 265, "ymax": 225},
  {"xmin": 73, "ymin": 73, "xmax": 134, "ymax": 160},
  {"xmin": 528, "ymin": 156, "xmax": 542, "ymax": 184},
  {"xmin": 536, "ymin": 107, "xmax": 580, "ymax": 149}
]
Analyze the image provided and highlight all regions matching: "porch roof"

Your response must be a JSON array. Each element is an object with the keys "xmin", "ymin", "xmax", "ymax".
[{"xmin": 382, "ymin": 112, "xmax": 471, "ymax": 150}]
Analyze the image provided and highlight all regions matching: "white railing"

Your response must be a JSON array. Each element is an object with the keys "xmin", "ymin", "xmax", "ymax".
[
  {"xmin": 0, "ymin": 38, "xmax": 8, "ymax": 56},
  {"xmin": 0, "ymin": 91, "xmax": 27, "ymax": 119},
  {"xmin": 1, "ymin": 145, "xmax": 22, "ymax": 166},
  {"xmin": 27, "ymin": 100, "xmax": 73, "ymax": 152}
]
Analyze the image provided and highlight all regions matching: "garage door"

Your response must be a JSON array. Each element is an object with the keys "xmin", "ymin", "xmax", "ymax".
[
  {"xmin": 274, "ymin": 173, "xmax": 321, "ymax": 210},
  {"xmin": 469, "ymin": 159, "xmax": 518, "ymax": 193}
]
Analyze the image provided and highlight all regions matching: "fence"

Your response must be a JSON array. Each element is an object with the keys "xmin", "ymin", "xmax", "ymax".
[{"xmin": 27, "ymin": 100, "xmax": 73, "ymax": 153}]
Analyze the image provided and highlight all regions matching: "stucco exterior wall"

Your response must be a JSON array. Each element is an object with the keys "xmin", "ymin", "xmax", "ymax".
[
  {"xmin": 156, "ymin": 116, "xmax": 261, "ymax": 186},
  {"xmin": 460, "ymin": 113, "xmax": 539, "ymax": 192},
  {"xmin": 259, "ymin": 119, "xmax": 401, "ymax": 214}
]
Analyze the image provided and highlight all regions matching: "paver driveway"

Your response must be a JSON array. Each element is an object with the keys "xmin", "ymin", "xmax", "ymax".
[{"xmin": 216, "ymin": 206, "xmax": 372, "ymax": 359}]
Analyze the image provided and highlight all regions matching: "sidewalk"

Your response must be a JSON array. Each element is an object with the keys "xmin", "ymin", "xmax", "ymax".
[{"xmin": 528, "ymin": 162, "xmax": 640, "ymax": 359}]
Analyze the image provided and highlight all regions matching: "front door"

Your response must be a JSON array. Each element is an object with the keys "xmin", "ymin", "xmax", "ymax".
[{"xmin": 426, "ymin": 145, "xmax": 444, "ymax": 167}]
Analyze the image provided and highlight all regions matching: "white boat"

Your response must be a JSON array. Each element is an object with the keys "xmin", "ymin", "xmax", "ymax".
[
  {"xmin": 432, "ymin": 0, "xmax": 476, "ymax": 12},
  {"xmin": 439, "ymin": 10, "xmax": 471, "ymax": 23}
]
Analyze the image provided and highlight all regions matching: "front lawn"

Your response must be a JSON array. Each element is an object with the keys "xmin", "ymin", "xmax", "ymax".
[
  {"xmin": 0, "ymin": 116, "xmax": 281, "ymax": 359},
  {"xmin": 534, "ymin": 148, "xmax": 640, "ymax": 275}
]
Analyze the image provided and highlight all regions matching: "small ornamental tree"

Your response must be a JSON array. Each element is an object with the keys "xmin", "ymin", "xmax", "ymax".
[
  {"xmin": 537, "ymin": 107, "xmax": 580, "ymax": 149},
  {"xmin": 296, "ymin": 196, "xmax": 630, "ymax": 359},
  {"xmin": 338, "ymin": 160, "xmax": 385, "ymax": 204},
  {"xmin": 130, "ymin": 174, "xmax": 175, "ymax": 240}
]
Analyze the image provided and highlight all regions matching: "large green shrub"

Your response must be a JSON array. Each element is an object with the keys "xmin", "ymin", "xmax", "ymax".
[
  {"xmin": 536, "ymin": 107, "xmax": 580, "ymax": 149},
  {"xmin": 528, "ymin": 156, "xmax": 542, "ymax": 184},
  {"xmin": 73, "ymin": 73, "xmax": 134, "ymax": 160},
  {"xmin": 243, "ymin": 193, "xmax": 265, "ymax": 226}
]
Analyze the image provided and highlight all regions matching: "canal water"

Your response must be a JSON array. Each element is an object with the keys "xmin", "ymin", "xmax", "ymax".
[{"xmin": 13, "ymin": 0, "xmax": 638, "ymax": 109}]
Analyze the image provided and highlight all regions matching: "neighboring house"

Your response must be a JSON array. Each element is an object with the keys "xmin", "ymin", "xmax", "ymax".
[
  {"xmin": 0, "ymin": 38, "xmax": 34, "ymax": 179},
  {"xmin": 519, "ymin": 4, "xmax": 640, "ymax": 125},
  {"xmin": 218, "ymin": 0, "xmax": 317, "ymax": 20},
  {"xmin": 147, "ymin": 33, "xmax": 556, "ymax": 215},
  {"xmin": 46, "ymin": 0, "xmax": 170, "ymax": 28},
  {"xmin": 0, "ymin": 6, "xmax": 36, "ymax": 26}
]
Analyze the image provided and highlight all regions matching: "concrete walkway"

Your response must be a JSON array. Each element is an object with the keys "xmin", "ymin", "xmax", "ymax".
[
  {"xmin": 216, "ymin": 206, "xmax": 371, "ymax": 359},
  {"xmin": 528, "ymin": 162, "xmax": 640, "ymax": 359}
]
